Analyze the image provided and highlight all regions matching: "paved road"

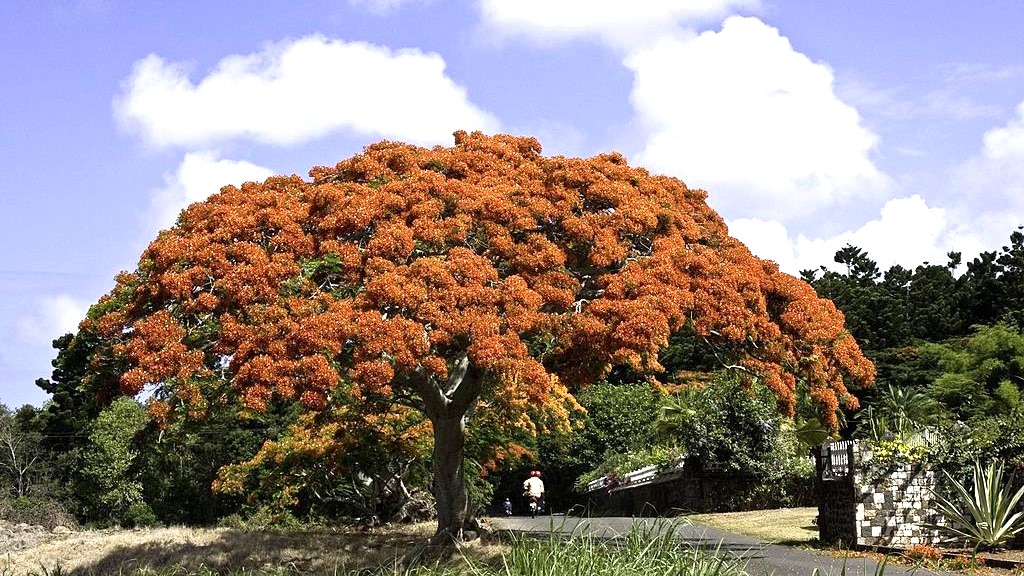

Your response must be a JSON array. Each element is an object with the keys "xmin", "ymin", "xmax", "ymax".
[{"xmin": 489, "ymin": 515, "xmax": 963, "ymax": 576}]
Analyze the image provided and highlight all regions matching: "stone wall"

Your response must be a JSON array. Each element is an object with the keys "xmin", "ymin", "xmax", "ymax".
[
  {"xmin": 582, "ymin": 463, "xmax": 813, "ymax": 516},
  {"xmin": 816, "ymin": 440, "xmax": 949, "ymax": 548}
]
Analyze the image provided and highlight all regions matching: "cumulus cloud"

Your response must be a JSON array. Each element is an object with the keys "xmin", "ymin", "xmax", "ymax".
[
  {"xmin": 16, "ymin": 294, "xmax": 89, "ymax": 344},
  {"xmin": 149, "ymin": 152, "xmax": 275, "ymax": 231},
  {"xmin": 478, "ymin": 0, "xmax": 759, "ymax": 50},
  {"xmin": 969, "ymin": 101, "xmax": 1024, "ymax": 206},
  {"xmin": 627, "ymin": 17, "xmax": 888, "ymax": 223},
  {"xmin": 729, "ymin": 195, "xmax": 962, "ymax": 275},
  {"xmin": 115, "ymin": 35, "xmax": 499, "ymax": 148},
  {"xmin": 950, "ymin": 101, "xmax": 1024, "ymax": 246},
  {"xmin": 955, "ymin": 101, "xmax": 1024, "ymax": 204},
  {"xmin": 981, "ymin": 101, "xmax": 1024, "ymax": 161}
]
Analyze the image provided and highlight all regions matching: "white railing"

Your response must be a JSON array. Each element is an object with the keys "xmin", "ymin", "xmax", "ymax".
[
  {"xmin": 586, "ymin": 477, "xmax": 607, "ymax": 492},
  {"xmin": 585, "ymin": 457, "xmax": 686, "ymax": 493},
  {"xmin": 821, "ymin": 439, "xmax": 855, "ymax": 480},
  {"xmin": 623, "ymin": 463, "xmax": 660, "ymax": 485}
]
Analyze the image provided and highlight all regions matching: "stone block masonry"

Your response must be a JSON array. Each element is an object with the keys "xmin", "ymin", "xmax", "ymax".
[{"xmin": 816, "ymin": 440, "xmax": 951, "ymax": 548}]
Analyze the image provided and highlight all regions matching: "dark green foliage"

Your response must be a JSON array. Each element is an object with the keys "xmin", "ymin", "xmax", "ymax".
[
  {"xmin": 0, "ymin": 404, "xmax": 49, "ymax": 498},
  {"xmin": 868, "ymin": 229, "xmax": 1024, "ymax": 342},
  {"xmin": 35, "ymin": 334, "xmax": 110, "ymax": 452},
  {"xmin": 492, "ymin": 382, "xmax": 660, "ymax": 512},
  {"xmin": 576, "ymin": 383, "xmax": 661, "ymax": 457},
  {"xmin": 550, "ymin": 381, "xmax": 661, "ymax": 484},
  {"xmin": 604, "ymin": 324, "xmax": 722, "ymax": 387},
  {"xmin": 853, "ymin": 383, "xmax": 941, "ymax": 443},
  {"xmin": 928, "ymin": 417, "xmax": 1024, "ymax": 480},
  {"xmin": 834, "ymin": 244, "xmax": 882, "ymax": 283},
  {"xmin": 997, "ymin": 228, "xmax": 1024, "ymax": 328},
  {"xmin": 865, "ymin": 346, "xmax": 943, "ymax": 391},
  {"xmin": 138, "ymin": 407, "xmax": 293, "ymax": 525},
  {"xmin": 654, "ymin": 376, "xmax": 792, "ymax": 475},
  {"xmin": 803, "ymin": 248, "xmax": 906, "ymax": 351},
  {"xmin": 801, "ymin": 232, "xmax": 1024, "ymax": 351},
  {"xmin": 648, "ymin": 375, "xmax": 814, "ymax": 508},
  {"xmin": 959, "ymin": 251, "xmax": 1004, "ymax": 327},
  {"xmin": 654, "ymin": 325, "xmax": 723, "ymax": 376},
  {"xmin": 906, "ymin": 258, "xmax": 963, "ymax": 341},
  {"xmin": 33, "ymin": 319, "xmax": 133, "ymax": 517}
]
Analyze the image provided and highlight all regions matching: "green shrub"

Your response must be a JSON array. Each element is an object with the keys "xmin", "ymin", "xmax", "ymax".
[
  {"xmin": 122, "ymin": 501, "xmax": 159, "ymax": 528},
  {"xmin": 216, "ymin": 512, "xmax": 246, "ymax": 529},
  {"xmin": 574, "ymin": 375, "xmax": 817, "ymax": 509},
  {"xmin": 0, "ymin": 496, "xmax": 77, "ymax": 529},
  {"xmin": 219, "ymin": 505, "xmax": 303, "ymax": 530}
]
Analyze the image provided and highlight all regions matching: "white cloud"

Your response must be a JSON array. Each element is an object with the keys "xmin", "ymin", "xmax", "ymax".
[
  {"xmin": 348, "ymin": 0, "xmax": 427, "ymax": 12},
  {"xmin": 921, "ymin": 90, "xmax": 1002, "ymax": 121},
  {"xmin": 837, "ymin": 76, "xmax": 1002, "ymax": 122},
  {"xmin": 627, "ymin": 16, "xmax": 889, "ymax": 223},
  {"xmin": 730, "ymin": 195, "xmax": 960, "ymax": 275},
  {"xmin": 115, "ymin": 35, "xmax": 499, "ymax": 148},
  {"xmin": 149, "ymin": 152, "xmax": 275, "ymax": 231},
  {"xmin": 982, "ymin": 101, "xmax": 1024, "ymax": 160},
  {"xmin": 954, "ymin": 101, "xmax": 1024, "ymax": 207},
  {"xmin": 733, "ymin": 101, "xmax": 1024, "ymax": 277},
  {"xmin": 478, "ymin": 0, "xmax": 759, "ymax": 50},
  {"xmin": 16, "ymin": 295, "xmax": 89, "ymax": 344},
  {"xmin": 950, "ymin": 100, "xmax": 1024, "ymax": 246}
]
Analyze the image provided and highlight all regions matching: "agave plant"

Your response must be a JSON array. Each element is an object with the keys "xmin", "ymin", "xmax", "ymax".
[{"xmin": 929, "ymin": 459, "xmax": 1024, "ymax": 550}]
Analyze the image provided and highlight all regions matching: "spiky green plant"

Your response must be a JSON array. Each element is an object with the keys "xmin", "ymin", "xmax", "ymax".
[
  {"xmin": 495, "ymin": 518, "xmax": 748, "ymax": 576},
  {"xmin": 929, "ymin": 459, "xmax": 1024, "ymax": 550}
]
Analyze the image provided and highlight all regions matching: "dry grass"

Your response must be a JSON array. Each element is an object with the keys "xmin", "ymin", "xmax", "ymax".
[
  {"xmin": 686, "ymin": 507, "xmax": 819, "ymax": 545},
  {"xmin": 0, "ymin": 522, "xmax": 507, "ymax": 575}
]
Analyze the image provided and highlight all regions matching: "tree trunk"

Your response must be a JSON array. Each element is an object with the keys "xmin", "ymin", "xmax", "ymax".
[
  {"xmin": 414, "ymin": 354, "xmax": 481, "ymax": 544},
  {"xmin": 430, "ymin": 415, "xmax": 468, "ymax": 542}
]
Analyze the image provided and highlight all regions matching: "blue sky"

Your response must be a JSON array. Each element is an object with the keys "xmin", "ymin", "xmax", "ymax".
[{"xmin": 2, "ymin": 0, "xmax": 1023, "ymax": 408}]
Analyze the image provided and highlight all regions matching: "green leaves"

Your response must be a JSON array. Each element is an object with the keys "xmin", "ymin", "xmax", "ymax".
[
  {"xmin": 652, "ymin": 376, "xmax": 781, "ymax": 474},
  {"xmin": 855, "ymin": 383, "xmax": 939, "ymax": 444},
  {"xmin": 78, "ymin": 397, "xmax": 153, "ymax": 526},
  {"xmin": 792, "ymin": 417, "xmax": 830, "ymax": 451},
  {"xmin": 929, "ymin": 459, "xmax": 1024, "ymax": 550},
  {"xmin": 926, "ymin": 323, "xmax": 1024, "ymax": 421}
]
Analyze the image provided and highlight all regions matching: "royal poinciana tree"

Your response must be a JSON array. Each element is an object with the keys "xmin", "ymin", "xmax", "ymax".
[{"xmin": 80, "ymin": 132, "xmax": 873, "ymax": 539}]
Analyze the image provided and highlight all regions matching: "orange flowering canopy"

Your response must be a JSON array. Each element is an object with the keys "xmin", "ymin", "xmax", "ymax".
[{"xmin": 87, "ymin": 132, "xmax": 872, "ymax": 431}]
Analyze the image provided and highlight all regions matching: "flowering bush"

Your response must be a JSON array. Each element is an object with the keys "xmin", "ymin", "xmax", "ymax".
[{"xmin": 903, "ymin": 544, "xmax": 942, "ymax": 565}]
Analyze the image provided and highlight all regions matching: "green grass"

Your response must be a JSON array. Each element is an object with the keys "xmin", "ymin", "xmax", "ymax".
[{"xmin": 494, "ymin": 520, "xmax": 746, "ymax": 576}]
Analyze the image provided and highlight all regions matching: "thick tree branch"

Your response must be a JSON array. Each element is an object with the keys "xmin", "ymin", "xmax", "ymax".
[
  {"xmin": 416, "ymin": 353, "xmax": 481, "ymax": 420},
  {"xmin": 447, "ymin": 366, "xmax": 483, "ymax": 416}
]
